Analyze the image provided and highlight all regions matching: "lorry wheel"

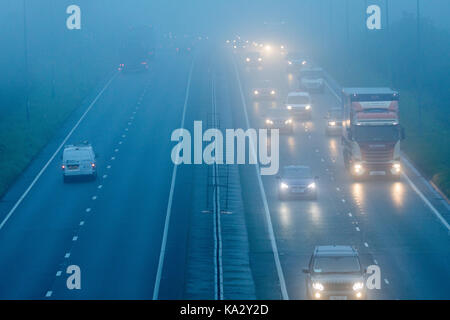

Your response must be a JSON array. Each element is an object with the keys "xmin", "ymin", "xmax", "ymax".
[{"xmin": 63, "ymin": 176, "xmax": 68, "ymax": 183}]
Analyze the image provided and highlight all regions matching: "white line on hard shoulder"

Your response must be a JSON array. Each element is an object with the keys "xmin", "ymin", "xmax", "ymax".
[
  {"xmin": 233, "ymin": 57, "xmax": 289, "ymax": 300},
  {"xmin": 0, "ymin": 72, "xmax": 118, "ymax": 231},
  {"xmin": 152, "ymin": 61, "xmax": 195, "ymax": 300}
]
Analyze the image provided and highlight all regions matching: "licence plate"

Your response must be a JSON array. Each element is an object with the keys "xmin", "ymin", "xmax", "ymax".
[
  {"xmin": 329, "ymin": 296, "xmax": 347, "ymax": 300},
  {"xmin": 370, "ymin": 171, "xmax": 386, "ymax": 176},
  {"xmin": 291, "ymin": 188, "xmax": 304, "ymax": 193}
]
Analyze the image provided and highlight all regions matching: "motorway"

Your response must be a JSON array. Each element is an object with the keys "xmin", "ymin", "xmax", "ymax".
[{"xmin": 0, "ymin": 44, "xmax": 449, "ymax": 299}]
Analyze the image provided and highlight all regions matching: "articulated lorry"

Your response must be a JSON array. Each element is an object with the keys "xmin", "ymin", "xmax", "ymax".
[{"xmin": 341, "ymin": 88, "xmax": 405, "ymax": 179}]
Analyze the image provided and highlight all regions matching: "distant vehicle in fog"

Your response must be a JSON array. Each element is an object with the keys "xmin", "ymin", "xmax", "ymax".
[
  {"xmin": 285, "ymin": 91, "xmax": 312, "ymax": 120},
  {"xmin": 303, "ymin": 246, "xmax": 366, "ymax": 300},
  {"xmin": 286, "ymin": 52, "xmax": 309, "ymax": 73},
  {"xmin": 325, "ymin": 108, "xmax": 343, "ymax": 136},
  {"xmin": 299, "ymin": 67, "xmax": 325, "ymax": 93},
  {"xmin": 263, "ymin": 108, "xmax": 293, "ymax": 134},
  {"xmin": 244, "ymin": 51, "xmax": 263, "ymax": 68},
  {"xmin": 62, "ymin": 143, "xmax": 97, "ymax": 183},
  {"xmin": 119, "ymin": 25, "xmax": 155, "ymax": 73},
  {"xmin": 341, "ymin": 88, "xmax": 405, "ymax": 179},
  {"xmin": 277, "ymin": 165, "xmax": 317, "ymax": 200},
  {"xmin": 252, "ymin": 80, "xmax": 277, "ymax": 101}
]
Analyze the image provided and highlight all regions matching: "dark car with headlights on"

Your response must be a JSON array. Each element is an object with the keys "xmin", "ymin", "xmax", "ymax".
[
  {"xmin": 277, "ymin": 165, "xmax": 317, "ymax": 200},
  {"xmin": 263, "ymin": 108, "xmax": 293, "ymax": 134},
  {"xmin": 252, "ymin": 80, "xmax": 277, "ymax": 101},
  {"xmin": 325, "ymin": 108, "xmax": 343, "ymax": 136},
  {"xmin": 303, "ymin": 245, "xmax": 366, "ymax": 300}
]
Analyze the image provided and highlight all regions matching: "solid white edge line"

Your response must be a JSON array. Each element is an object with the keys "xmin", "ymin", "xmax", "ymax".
[
  {"xmin": 232, "ymin": 58, "xmax": 289, "ymax": 300},
  {"xmin": 152, "ymin": 61, "xmax": 195, "ymax": 300},
  {"xmin": 324, "ymin": 75, "xmax": 450, "ymax": 233},
  {"xmin": 0, "ymin": 72, "xmax": 118, "ymax": 231},
  {"xmin": 402, "ymin": 173, "xmax": 450, "ymax": 231}
]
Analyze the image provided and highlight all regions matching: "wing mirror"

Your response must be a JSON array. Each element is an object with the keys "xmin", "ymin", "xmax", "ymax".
[{"xmin": 302, "ymin": 268, "xmax": 310, "ymax": 274}]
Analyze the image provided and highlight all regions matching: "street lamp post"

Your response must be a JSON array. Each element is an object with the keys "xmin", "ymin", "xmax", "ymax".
[{"xmin": 416, "ymin": 0, "xmax": 422, "ymax": 129}]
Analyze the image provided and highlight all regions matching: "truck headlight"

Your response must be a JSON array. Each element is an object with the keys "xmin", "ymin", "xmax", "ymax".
[
  {"xmin": 353, "ymin": 282, "xmax": 364, "ymax": 291},
  {"xmin": 266, "ymin": 119, "xmax": 273, "ymax": 125},
  {"xmin": 307, "ymin": 182, "xmax": 316, "ymax": 189},
  {"xmin": 270, "ymin": 90, "xmax": 276, "ymax": 95},
  {"xmin": 328, "ymin": 121, "xmax": 336, "ymax": 126},
  {"xmin": 392, "ymin": 163, "xmax": 401, "ymax": 173},
  {"xmin": 305, "ymin": 105, "xmax": 311, "ymax": 110},
  {"xmin": 312, "ymin": 282, "xmax": 324, "ymax": 291},
  {"xmin": 285, "ymin": 119, "xmax": 292, "ymax": 125},
  {"xmin": 280, "ymin": 182, "xmax": 289, "ymax": 190},
  {"xmin": 354, "ymin": 163, "xmax": 364, "ymax": 174},
  {"xmin": 287, "ymin": 105, "xmax": 292, "ymax": 110},
  {"xmin": 254, "ymin": 90, "xmax": 259, "ymax": 95}
]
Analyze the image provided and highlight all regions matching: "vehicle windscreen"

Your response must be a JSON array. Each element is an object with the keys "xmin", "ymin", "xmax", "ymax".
[
  {"xmin": 287, "ymin": 96, "xmax": 309, "ymax": 104},
  {"xmin": 354, "ymin": 125, "xmax": 400, "ymax": 142},
  {"xmin": 313, "ymin": 256, "xmax": 361, "ymax": 274},
  {"xmin": 329, "ymin": 110, "xmax": 342, "ymax": 119},
  {"xmin": 300, "ymin": 71, "xmax": 322, "ymax": 78},
  {"xmin": 283, "ymin": 167, "xmax": 311, "ymax": 178},
  {"xmin": 64, "ymin": 150, "xmax": 91, "ymax": 161}
]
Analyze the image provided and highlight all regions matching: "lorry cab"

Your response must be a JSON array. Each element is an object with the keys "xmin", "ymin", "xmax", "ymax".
[{"xmin": 341, "ymin": 88, "xmax": 405, "ymax": 178}]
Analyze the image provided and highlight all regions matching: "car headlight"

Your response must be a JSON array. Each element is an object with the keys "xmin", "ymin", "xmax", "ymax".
[
  {"xmin": 328, "ymin": 121, "xmax": 336, "ymax": 126},
  {"xmin": 287, "ymin": 105, "xmax": 292, "ymax": 110},
  {"xmin": 312, "ymin": 282, "xmax": 324, "ymax": 291},
  {"xmin": 258, "ymin": 57, "xmax": 262, "ymax": 62},
  {"xmin": 393, "ymin": 163, "xmax": 401, "ymax": 172},
  {"xmin": 254, "ymin": 90, "xmax": 259, "ymax": 95},
  {"xmin": 280, "ymin": 182, "xmax": 289, "ymax": 190},
  {"xmin": 246, "ymin": 57, "xmax": 250, "ymax": 62},
  {"xmin": 288, "ymin": 61, "xmax": 292, "ymax": 65},
  {"xmin": 354, "ymin": 163, "xmax": 364, "ymax": 174},
  {"xmin": 307, "ymin": 182, "xmax": 316, "ymax": 189},
  {"xmin": 266, "ymin": 119, "xmax": 273, "ymax": 125},
  {"xmin": 353, "ymin": 282, "xmax": 364, "ymax": 291},
  {"xmin": 285, "ymin": 119, "xmax": 292, "ymax": 124},
  {"xmin": 270, "ymin": 90, "xmax": 276, "ymax": 95},
  {"xmin": 305, "ymin": 105, "xmax": 311, "ymax": 110}
]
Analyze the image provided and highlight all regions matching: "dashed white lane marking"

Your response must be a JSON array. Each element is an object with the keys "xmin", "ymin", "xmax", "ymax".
[
  {"xmin": 45, "ymin": 291, "xmax": 53, "ymax": 298},
  {"xmin": 356, "ymin": 227, "xmax": 360, "ymax": 232},
  {"xmin": 102, "ymin": 174, "xmax": 108, "ymax": 179},
  {"xmin": 72, "ymin": 236, "xmax": 78, "ymax": 241},
  {"xmin": 107, "ymin": 165, "xmax": 111, "ymax": 169},
  {"xmin": 114, "ymin": 149, "xmax": 119, "ymax": 152},
  {"xmin": 364, "ymin": 242, "xmax": 369, "ymax": 247},
  {"xmin": 111, "ymin": 157, "xmax": 116, "ymax": 160},
  {"xmin": 56, "ymin": 271, "xmax": 62, "ymax": 277},
  {"xmin": 0, "ymin": 72, "xmax": 118, "ymax": 231},
  {"xmin": 122, "ymin": 134, "xmax": 126, "ymax": 138},
  {"xmin": 79, "ymin": 221, "xmax": 85, "ymax": 226},
  {"xmin": 342, "ymin": 199, "xmax": 346, "ymax": 203},
  {"xmin": 92, "ymin": 196, "xmax": 97, "ymax": 200},
  {"xmin": 374, "ymin": 259, "xmax": 378, "ymax": 265},
  {"xmin": 348, "ymin": 212, "xmax": 352, "ymax": 217},
  {"xmin": 384, "ymin": 279, "xmax": 390, "ymax": 285},
  {"xmin": 153, "ymin": 60, "xmax": 194, "ymax": 300},
  {"xmin": 128, "ymin": 122, "xmax": 132, "ymax": 125},
  {"xmin": 86, "ymin": 208, "xmax": 91, "ymax": 213},
  {"xmin": 118, "ymin": 141, "xmax": 122, "ymax": 145},
  {"xmin": 64, "ymin": 253, "xmax": 71, "ymax": 258},
  {"xmin": 98, "ymin": 184, "xmax": 103, "ymax": 189},
  {"xmin": 125, "ymin": 128, "xmax": 129, "ymax": 131}
]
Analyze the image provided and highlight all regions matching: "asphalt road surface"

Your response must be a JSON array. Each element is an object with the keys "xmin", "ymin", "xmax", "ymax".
[{"xmin": 0, "ymin": 45, "xmax": 449, "ymax": 299}]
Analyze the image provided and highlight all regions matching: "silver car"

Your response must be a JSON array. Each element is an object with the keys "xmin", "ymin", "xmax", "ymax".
[
  {"xmin": 264, "ymin": 109, "xmax": 294, "ymax": 134},
  {"xmin": 303, "ymin": 246, "xmax": 366, "ymax": 300},
  {"xmin": 62, "ymin": 143, "xmax": 97, "ymax": 182},
  {"xmin": 277, "ymin": 165, "xmax": 317, "ymax": 200}
]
